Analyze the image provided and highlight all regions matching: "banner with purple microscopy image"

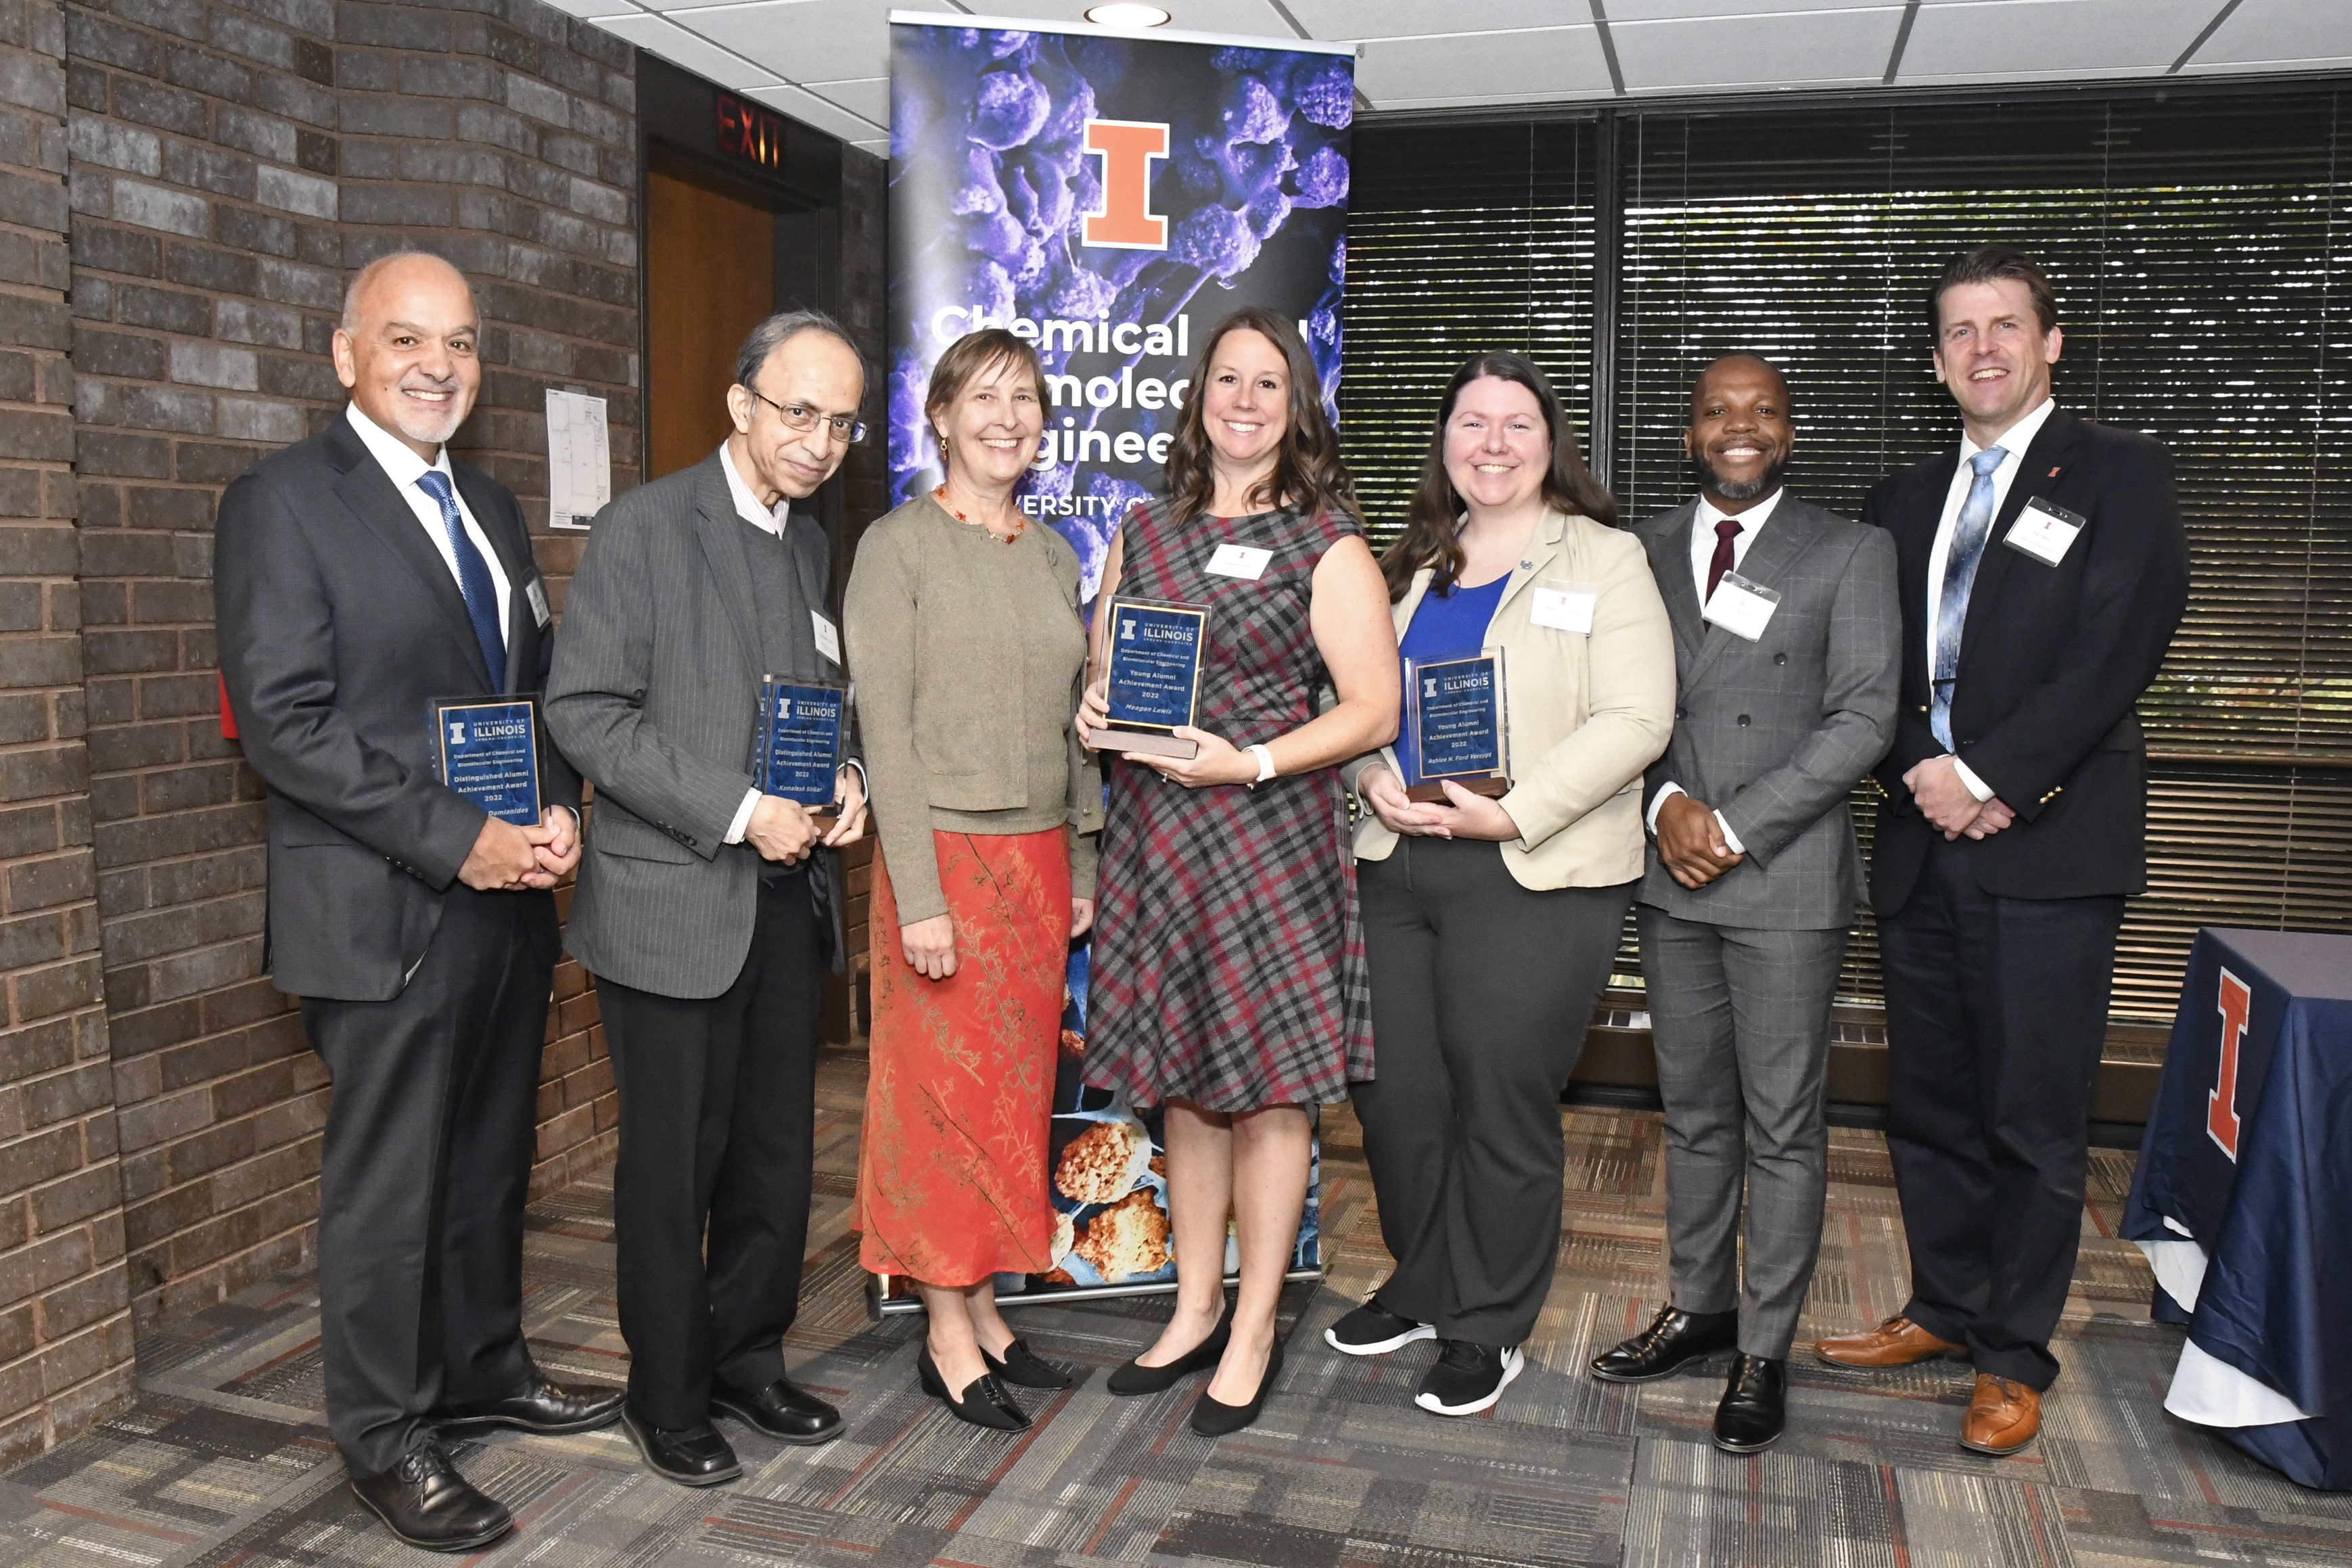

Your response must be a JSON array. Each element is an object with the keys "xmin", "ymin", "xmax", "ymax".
[
  {"xmin": 886, "ymin": 11, "xmax": 1354, "ymax": 607},
  {"xmin": 871, "ymin": 13, "xmax": 1347, "ymax": 1314}
]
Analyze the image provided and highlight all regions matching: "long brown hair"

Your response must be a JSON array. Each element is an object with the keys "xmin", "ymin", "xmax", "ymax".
[
  {"xmin": 1380, "ymin": 352, "xmax": 1616, "ymax": 602},
  {"xmin": 1161, "ymin": 306, "xmax": 1357, "ymax": 526}
]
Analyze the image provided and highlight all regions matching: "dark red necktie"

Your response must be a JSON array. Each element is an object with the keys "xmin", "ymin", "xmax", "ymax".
[{"xmin": 1706, "ymin": 517, "xmax": 1741, "ymax": 603}]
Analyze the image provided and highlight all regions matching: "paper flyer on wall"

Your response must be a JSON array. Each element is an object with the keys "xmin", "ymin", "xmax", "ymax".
[{"xmin": 545, "ymin": 388, "xmax": 611, "ymax": 530}]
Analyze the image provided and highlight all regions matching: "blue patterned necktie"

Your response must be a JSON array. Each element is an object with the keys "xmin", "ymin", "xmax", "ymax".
[
  {"xmin": 416, "ymin": 470, "xmax": 507, "ymax": 692},
  {"xmin": 1931, "ymin": 446, "xmax": 2007, "ymax": 751}
]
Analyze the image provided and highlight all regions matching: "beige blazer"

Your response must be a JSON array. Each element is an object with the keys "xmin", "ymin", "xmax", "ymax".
[{"xmin": 1345, "ymin": 509, "xmax": 1676, "ymax": 890}]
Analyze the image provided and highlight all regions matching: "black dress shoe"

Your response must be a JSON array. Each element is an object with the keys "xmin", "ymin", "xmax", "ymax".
[
  {"xmin": 1589, "ymin": 1304, "xmax": 1740, "ymax": 1384},
  {"xmin": 1713, "ymin": 1354, "xmax": 1787, "ymax": 1454},
  {"xmin": 983, "ymin": 1337, "xmax": 1074, "ymax": 1389},
  {"xmin": 348, "ymin": 1442, "xmax": 514, "ymax": 1552},
  {"xmin": 619, "ymin": 1402, "xmax": 742, "ymax": 1486},
  {"xmin": 711, "ymin": 1378, "xmax": 844, "ymax": 1444},
  {"xmin": 917, "ymin": 1345, "xmax": 1031, "ymax": 1431},
  {"xmin": 1189, "ymin": 1335, "xmax": 1283, "ymax": 1437},
  {"xmin": 439, "ymin": 1373, "xmax": 625, "ymax": 1435},
  {"xmin": 1107, "ymin": 1299, "xmax": 1233, "ymax": 1396}
]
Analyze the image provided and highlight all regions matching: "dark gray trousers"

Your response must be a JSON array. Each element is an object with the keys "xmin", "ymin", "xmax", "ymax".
[
  {"xmin": 303, "ymin": 885, "xmax": 555, "ymax": 1478},
  {"xmin": 1638, "ymin": 906, "xmax": 1846, "ymax": 1360},
  {"xmin": 1352, "ymin": 837, "xmax": 1634, "ymax": 1348}
]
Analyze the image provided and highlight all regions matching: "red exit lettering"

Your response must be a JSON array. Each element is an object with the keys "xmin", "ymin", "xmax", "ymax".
[{"xmin": 716, "ymin": 92, "xmax": 785, "ymax": 172}]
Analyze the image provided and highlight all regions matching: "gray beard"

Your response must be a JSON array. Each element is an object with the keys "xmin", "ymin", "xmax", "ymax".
[{"xmin": 1693, "ymin": 451, "xmax": 1786, "ymax": 503}]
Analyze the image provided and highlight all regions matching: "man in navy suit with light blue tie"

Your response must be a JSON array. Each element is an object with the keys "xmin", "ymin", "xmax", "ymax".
[{"xmin": 217, "ymin": 251, "xmax": 622, "ymax": 1551}]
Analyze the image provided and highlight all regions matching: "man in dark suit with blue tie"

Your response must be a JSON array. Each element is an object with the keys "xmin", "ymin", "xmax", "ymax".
[
  {"xmin": 216, "ymin": 252, "xmax": 622, "ymax": 1551},
  {"xmin": 1814, "ymin": 246, "xmax": 2190, "ymax": 1456}
]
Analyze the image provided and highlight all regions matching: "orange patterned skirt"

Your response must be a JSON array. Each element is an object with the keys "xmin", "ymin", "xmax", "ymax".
[{"xmin": 856, "ymin": 828, "xmax": 1069, "ymax": 1286}]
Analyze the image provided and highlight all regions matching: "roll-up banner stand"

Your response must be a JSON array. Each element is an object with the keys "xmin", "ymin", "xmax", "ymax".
[{"xmin": 875, "ymin": 11, "xmax": 1354, "ymax": 1316}]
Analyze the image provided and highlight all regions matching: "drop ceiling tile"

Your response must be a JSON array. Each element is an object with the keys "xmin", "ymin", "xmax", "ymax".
[
  {"xmin": 1895, "ymin": 0, "xmax": 2214, "ymax": 81},
  {"xmin": 589, "ymin": 11, "xmax": 784, "ymax": 91},
  {"xmin": 743, "ymin": 78, "xmax": 888, "ymax": 139},
  {"xmin": 806, "ymin": 75, "xmax": 887, "ymax": 122},
  {"xmin": 660, "ymin": 0, "xmax": 887, "ymax": 83},
  {"xmin": 1355, "ymin": 25, "xmax": 1613, "ymax": 106},
  {"xmin": 1611, "ymin": 6, "xmax": 1905, "ymax": 91},
  {"xmin": 1279, "ymin": 1, "xmax": 1550, "ymax": 41},
  {"xmin": 2180, "ymin": 0, "xmax": 2352, "ymax": 68},
  {"xmin": 536, "ymin": 0, "xmax": 638, "ymax": 18},
  {"xmin": 1607, "ymin": 0, "xmax": 1890, "ymax": 16},
  {"xmin": 898, "ymin": 1, "xmax": 1310, "ymax": 39}
]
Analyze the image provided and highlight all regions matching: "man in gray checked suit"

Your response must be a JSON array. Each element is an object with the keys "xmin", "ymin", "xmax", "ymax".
[
  {"xmin": 545, "ymin": 310, "xmax": 869, "ymax": 1488},
  {"xmin": 1588, "ymin": 354, "xmax": 1901, "ymax": 1454}
]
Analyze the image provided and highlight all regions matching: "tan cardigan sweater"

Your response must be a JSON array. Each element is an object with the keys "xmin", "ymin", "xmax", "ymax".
[
  {"xmin": 1345, "ymin": 508, "xmax": 1676, "ymax": 888},
  {"xmin": 842, "ymin": 493, "xmax": 1102, "ymax": 925}
]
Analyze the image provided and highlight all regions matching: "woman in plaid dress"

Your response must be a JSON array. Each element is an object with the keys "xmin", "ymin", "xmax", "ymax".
[{"xmin": 1078, "ymin": 308, "xmax": 1401, "ymax": 1436}]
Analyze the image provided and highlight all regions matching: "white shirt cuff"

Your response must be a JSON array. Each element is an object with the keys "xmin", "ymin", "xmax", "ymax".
[
  {"xmin": 1952, "ymin": 757, "xmax": 1995, "ymax": 802},
  {"xmin": 1713, "ymin": 810, "xmax": 1746, "ymax": 855},
  {"xmin": 841, "ymin": 757, "xmax": 866, "ymax": 800},
  {"xmin": 1646, "ymin": 781, "xmax": 1684, "ymax": 835},
  {"xmin": 724, "ymin": 787, "xmax": 760, "ymax": 845}
]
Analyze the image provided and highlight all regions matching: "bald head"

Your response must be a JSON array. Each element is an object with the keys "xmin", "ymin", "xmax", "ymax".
[
  {"xmin": 333, "ymin": 252, "xmax": 481, "ymax": 460},
  {"xmin": 1683, "ymin": 352, "xmax": 1793, "ymax": 512}
]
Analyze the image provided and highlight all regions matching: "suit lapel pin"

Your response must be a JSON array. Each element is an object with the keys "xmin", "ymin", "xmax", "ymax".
[{"xmin": 2047, "ymin": 466, "xmax": 2061, "ymax": 478}]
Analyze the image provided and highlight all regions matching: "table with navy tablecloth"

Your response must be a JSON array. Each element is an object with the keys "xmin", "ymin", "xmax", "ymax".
[{"xmin": 2123, "ymin": 927, "xmax": 2352, "ymax": 1490}]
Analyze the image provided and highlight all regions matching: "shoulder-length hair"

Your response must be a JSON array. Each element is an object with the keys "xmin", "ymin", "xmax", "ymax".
[
  {"xmin": 1160, "ymin": 306, "xmax": 1357, "ymax": 526},
  {"xmin": 1380, "ymin": 352, "xmax": 1617, "ymax": 602},
  {"xmin": 925, "ymin": 327, "xmax": 1044, "ymax": 475}
]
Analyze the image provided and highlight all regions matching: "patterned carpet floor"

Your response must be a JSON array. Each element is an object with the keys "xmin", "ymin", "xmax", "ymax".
[{"xmin": 4, "ymin": 1046, "xmax": 2349, "ymax": 1567}]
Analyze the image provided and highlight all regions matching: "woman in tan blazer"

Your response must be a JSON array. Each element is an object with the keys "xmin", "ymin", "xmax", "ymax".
[{"xmin": 1327, "ymin": 352, "xmax": 1674, "ymax": 1418}]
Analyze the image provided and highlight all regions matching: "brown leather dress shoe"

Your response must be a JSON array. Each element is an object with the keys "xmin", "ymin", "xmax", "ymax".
[
  {"xmin": 1814, "ymin": 1314, "xmax": 1965, "ymax": 1369},
  {"xmin": 1960, "ymin": 1375, "xmax": 2041, "ymax": 1455}
]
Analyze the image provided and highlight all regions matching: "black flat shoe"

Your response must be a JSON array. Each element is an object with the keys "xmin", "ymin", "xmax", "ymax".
[
  {"xmin": 437, "ymin": 1373, "xmax": 624, "ymax": 1435},
  {"xmin": 711, "ymin": 1377, "xmax": 844, "ymax": 1444},
  {"xmin": 1107, "ymin": 1299, "xmax": 1233, "ymax": 1396},
  {"xmin": 619, "ymin": 1402, "xmax": 742, "ymax": 1486},
  {"xmin": 1589, "ymin": 1304, "xmax": 1740, "ymax": 1383},
  {"xmin": 348, "ymin": 1442, "xmax": 513, "ymax": 1552},
  {"xmin": 917, "ymin": 1345, "xmax": 1031, "ymax": 1431},
  {"xmin": 1713, "ymin": 1354, "xmax": 1787, "ymax": 1454},
  {"xmin": 983, "ymin": 1336, "xmax": 1075, "ymax": 1389},
  {"xmin": 1189, "ymin": 1335, "xmax": 1284, "ymax": 1437}
]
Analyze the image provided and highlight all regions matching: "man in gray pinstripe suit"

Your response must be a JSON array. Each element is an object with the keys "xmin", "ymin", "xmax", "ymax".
[
  {"xmin": 1588, "ymin": 354, "xmax": 1900, "ymax": 1454},
  {"xmin": 546, "ymin": 312, "xmax": 869, "ymax": 1486}
]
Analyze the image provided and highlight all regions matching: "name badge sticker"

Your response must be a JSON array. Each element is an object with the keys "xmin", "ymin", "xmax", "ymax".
[
  {"xmin": 1702, "ymin": 571, "xmax": 1781, "ymax": 642},
  {"xmin": 811, "ymin": 612, "xmax": 841, "ymax": 664},
  {"xmin": 524, "ymin": 576, "xmax": 551, "ymax": 628},
  {"xmin": 1206, "ymin": 543, "xmax": 1272, "ymax": 580},
  {"xmin": 1530, "ymin": 580, "xmax": 1598, "ymax": 635},
  {"xmin": 2004, "ymin": 499, "xmax": 2085, "ymax": 567}
]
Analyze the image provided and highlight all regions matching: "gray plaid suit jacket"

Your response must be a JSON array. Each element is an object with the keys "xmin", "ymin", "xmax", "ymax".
[
  {"xmin": 1634, "ymin": 492, "xmax": 1902, "ymax": 931},
  {"xmin": 545, "ymin": 451, "xmax": 848, "ymax": 999}
]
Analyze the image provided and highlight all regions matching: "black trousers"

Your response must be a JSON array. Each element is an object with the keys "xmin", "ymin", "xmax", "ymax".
[
  {"xmin": 302, "ymin": 885, "xmax": 554, "ymax": 1478},
  {"xmin": 597, "ymin": 875, "xmax": 825, "ymax": 1429},
  {"xmin": 1350, "ymin": 837, "xmax": 1635, "ymax": 1347},
  {"xmin": 1876, "ymin": 835, "xmax": 2124, "ymax": 1391}
]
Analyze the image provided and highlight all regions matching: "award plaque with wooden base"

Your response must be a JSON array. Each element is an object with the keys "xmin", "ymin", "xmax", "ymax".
[
  {"xmin": 759, "ymin": 676, "xmax": 848, "ymax": 829},
  {"xmin": 1404, "ymin": 648, "xmax": 1511, "ymax": 804},
  {"xmin": 1096, "ymin": 597, "xmax": 1208, "ymax": 761}
]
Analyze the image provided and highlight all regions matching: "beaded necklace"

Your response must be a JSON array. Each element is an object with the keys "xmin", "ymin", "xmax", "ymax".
[{"xmin": 933, "ymin": 485, "xmax": 1026, "ymax": 545}]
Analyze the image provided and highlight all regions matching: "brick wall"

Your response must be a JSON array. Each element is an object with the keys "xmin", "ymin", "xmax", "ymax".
[{"xmin": 0, "ymin": 0, "xmax": 139, "ymax": 1467}]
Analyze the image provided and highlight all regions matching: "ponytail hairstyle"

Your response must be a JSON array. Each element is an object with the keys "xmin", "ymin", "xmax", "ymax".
[
  {"xmin": 1160, "ymin": 306, "xmax": 1358, "ymax": 528},
  {"xmin": 1379, "ymin": 352, "xmax": 1616, "ymax": 603}
]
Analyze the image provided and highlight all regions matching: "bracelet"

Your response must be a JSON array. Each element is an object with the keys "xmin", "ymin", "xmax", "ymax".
[{"xmin": 1247, "ymin": 743, "xmax": 1276, "ymax": 785}]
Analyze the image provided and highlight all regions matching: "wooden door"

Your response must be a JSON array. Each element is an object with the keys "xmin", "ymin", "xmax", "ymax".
[{"xmin": 646, "ymin": 156, "xmax": 775, "ymax": 479}]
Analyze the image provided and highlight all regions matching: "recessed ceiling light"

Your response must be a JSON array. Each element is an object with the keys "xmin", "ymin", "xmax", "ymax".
[{"xmin": 1084, "ymin": 3, "xmax": 1172, "ymax": 25}]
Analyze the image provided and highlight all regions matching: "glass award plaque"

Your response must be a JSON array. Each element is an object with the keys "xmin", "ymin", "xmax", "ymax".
[
  {"xmin": 431, "ymin": 695, "xmax": 543, "ymax": 826},
  {"xmin": 1404, "ymin": 647, "xmax": 1511, "ymax": 804},
  {"xmin": 1098, "ymin": 597, "xmax": 1207, "ymax": 760},
  {"xmin": 758, "ymin": 676, "xmax": 848, "ymax": 825}
]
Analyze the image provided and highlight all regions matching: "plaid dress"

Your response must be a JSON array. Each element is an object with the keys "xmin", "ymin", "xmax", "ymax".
[{"xmin": 1084, "ymin": 503, "xmax": 1375, "ymax": 1111}]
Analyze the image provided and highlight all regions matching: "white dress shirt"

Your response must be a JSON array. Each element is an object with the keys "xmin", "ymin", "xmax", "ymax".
[
  {"xmin": 1924, "ymin": 396, "xmax": 2057, "ymax": 803},
  {"xmin": 1647, "ymin": 486, "xmax": 1789, "ymax": 854},
  {"xmin": 346, "ymin": 402, "xmax": 511, "ymax": 638}
]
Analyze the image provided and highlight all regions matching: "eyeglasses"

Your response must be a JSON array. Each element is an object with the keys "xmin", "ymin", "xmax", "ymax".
[{"xmin": 745, "ymin": 388, "xmax": 868, "ymax": 445}]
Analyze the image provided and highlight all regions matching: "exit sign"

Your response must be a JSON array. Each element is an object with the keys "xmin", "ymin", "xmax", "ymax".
[{"xmin": 716, "ymin": 92, "xmax": 785, "ymax": 172}]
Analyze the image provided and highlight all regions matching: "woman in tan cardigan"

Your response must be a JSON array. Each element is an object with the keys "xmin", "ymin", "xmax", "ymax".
[
  {"xmin": 843, "ymin": 329, "xmax": 1099, "ymax": 1431},
  {"xmin": 1328, "ymin": 352, "xmax": 1674, "ymax": 1418}
]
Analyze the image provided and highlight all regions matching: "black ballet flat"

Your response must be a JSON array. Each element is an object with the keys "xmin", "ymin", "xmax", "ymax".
[
  {"xmin": 1189, "ymin": 1335, "xmax": 1285, "ymax": 1437},
  {"xmin": 917, "ymin": 1345, "xmax": 1031, "ymax": 1431},
  {"xmin": 983, "ymin": 1336, "xmax": 1075, "ymax": 1390},
  {"xmin": 1107, "ymin": 1300, "xmax": 1234, "ymax": 1397}
]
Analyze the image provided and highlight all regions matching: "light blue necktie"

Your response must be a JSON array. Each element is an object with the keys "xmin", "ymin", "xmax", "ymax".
[
  {"xmin": 416, "ymin": 470, "xmax": 507, "ymax": 692},
  {"xmin": 1931, "ymin": 446, "xmax": 2006, "ymax": 751}
]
